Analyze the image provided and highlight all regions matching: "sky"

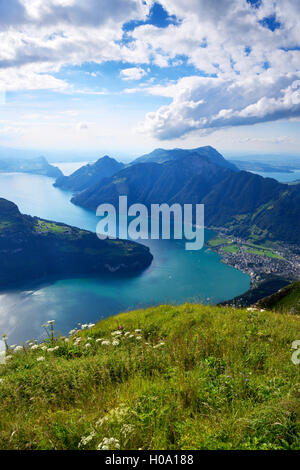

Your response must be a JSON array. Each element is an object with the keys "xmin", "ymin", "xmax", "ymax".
[{"xmin": 0, "ymin": 0, "xmax": 300, "ymax": 161}]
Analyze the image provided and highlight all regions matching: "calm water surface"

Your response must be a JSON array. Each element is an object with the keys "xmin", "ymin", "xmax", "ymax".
[{"xmin": 0, "ymin": 170, "xmax": 250, "ymax": 347}]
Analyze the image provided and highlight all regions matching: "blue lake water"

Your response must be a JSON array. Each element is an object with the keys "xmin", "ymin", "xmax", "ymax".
[
  {"xmin": 0, "ymin": 170, "xmax": 250, "ymax": 348},
  {"xmin": 250, "ymin": 169, "xmax": 300, "ymax": 183}
]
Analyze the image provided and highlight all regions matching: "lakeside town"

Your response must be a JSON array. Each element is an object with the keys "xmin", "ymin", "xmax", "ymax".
[{"xmin": 207, "ymin": 231, "xmax": 300, "ymax": 288}]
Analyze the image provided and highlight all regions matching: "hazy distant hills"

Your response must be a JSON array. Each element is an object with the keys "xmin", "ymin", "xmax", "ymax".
[
  {"xmin": 132, "ymin": 146, "xmax": 239, "ymax": 172},
  {"xmin": 54, "ymin": 155, "xmax": 124, "ymax": 192},
  {"xmin": 0, "ymin": 155, "xmax": 62, "ymax": 178}
]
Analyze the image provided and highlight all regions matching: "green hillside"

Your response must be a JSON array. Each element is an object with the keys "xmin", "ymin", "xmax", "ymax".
[
  {"xmin": 258, "ymin": 281, "xmax": 300, "ymax": 314},
  {"xmin": 0, "ymin": 304, "xmax": 299, "ymax": 450},
  {"xmin": 0, "ymin": 198, "xmax": 152, "ymax": 288}
]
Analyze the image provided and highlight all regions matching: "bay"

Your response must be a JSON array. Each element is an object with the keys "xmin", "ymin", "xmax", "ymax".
[{"xmin": 0, "ymin": 170, "xmax": 250, "ymax": 347}]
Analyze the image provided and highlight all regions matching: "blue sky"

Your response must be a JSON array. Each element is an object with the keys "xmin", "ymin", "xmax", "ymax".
[{"xmin": 0, "ymin": 0, "xmax": 300, "ymax": 160}]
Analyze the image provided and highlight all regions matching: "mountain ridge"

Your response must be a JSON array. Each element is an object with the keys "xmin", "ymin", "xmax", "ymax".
[{"xmin": 54, "ymin": 155, "xmax": 124, "ymax": 192}]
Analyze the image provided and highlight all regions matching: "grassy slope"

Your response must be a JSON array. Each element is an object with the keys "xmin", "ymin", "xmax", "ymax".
[
  {"xmin": 0, "ymin": 304, "xmax": 299, "ymax": 450},
  {"xmin": 258, "ymin": 281, "xmax": 300, "ymax": 314}
]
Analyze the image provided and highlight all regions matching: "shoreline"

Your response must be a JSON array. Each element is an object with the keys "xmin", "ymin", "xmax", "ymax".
[{"xmin": 206, "ymin": 227, "xmax": 300, "ymax": 289}]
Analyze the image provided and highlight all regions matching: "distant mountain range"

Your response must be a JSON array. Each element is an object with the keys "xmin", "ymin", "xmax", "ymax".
[
  {"xmin": 0, "ymin": 198, "xmax": 152, "ymax": 289},
  {"xmin": 0, "ymin": 155, "xmax": 62, "ymax": 178},
  {"xmin": 52, "ymin": 146, "xmax": 300, "ymax": 246},
  {"xmin": 131, "ymin": 146, "xmax": 239, "ymax": 172},
  {"xmin": 54, "ymin": 155, "xmax": 124, "ymax": 192}
]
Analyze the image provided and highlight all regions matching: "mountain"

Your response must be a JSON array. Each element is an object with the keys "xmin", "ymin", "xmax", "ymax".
[
  {"xmin": 71, "ymin": 153, "xmax": 234, "ymax": 209},
  {"xmin": 0, "ymin": 198, "xmax": 152, "ymax": 289},
  {"xmin": 70, "ymin": 146, "xmax": 300, "ymax": 246},
  {"xmin": 132, "ymin": 146, "xmax": 239, "ymax": 172},
  {"xmin": 54, "ymin": 156, "xmax": 124, "ymax": 192},
  {"xmin": 0, "ymin": 155, "xmax": 63, "ymax": 178},
  {"xmin": 203, "ymin": 171, "xmax": 300, "ymax": 244}
]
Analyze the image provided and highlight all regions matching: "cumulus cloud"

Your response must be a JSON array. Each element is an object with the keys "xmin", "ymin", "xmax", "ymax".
[
  {"xmin": 134, "ymin": 0, "xmax": 300, "ymax": 138},
  {"xmin": 1, "ymin": 0, "xmax": 300, "ymax": 139},
  {"xmin": 0, "ymin": 0, "xmax": 152, "ymax": 90},
  {"xmin": 137, "ymin": 73, "xmax": 300, "ymax": 139},
  {"xmin": 120, "ymin": 67, "xmax": 146, "ymax": 80}
]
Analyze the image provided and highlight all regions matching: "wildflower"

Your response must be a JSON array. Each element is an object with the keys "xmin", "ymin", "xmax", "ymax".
[
  {"xmin": 79, "ymin": 430, "xmax": 96, "ymax": 448},
  {"xmin": 136, "ymin": 336, "xmax": 142, "ymax": 341},
  {"xmin": 112, "ymin": 340, "xmax": 119, "ymax": 346},
  {"xmin": 37, "ymin": 356, "xmax": 45, "ymax": 362},
  {"xmin": 129, "ymin": 334, "xmax": 134, "ymax": 338},
  {"xmin": 117, "ymin": 325, "xmax": 124, "ymax": 330},
  {"xmin": 40, "ymin": 346, "xmax": 47, "ymax": 351},
  {"xmin": 121, "ymin": 424, "xmax": 134, "ymax": 437},
  {"xmin": 101, "ymin": 340, "xmax": 110, "ymax": 346},
  {"xmin": 69, "ymin": 329, "xmax": 77, "ymax": 336},
  {"xmin": 85, "ymin": 343, "xmax": 91, "ymax": 348},
  {"xmin": 97, "ymin": 437, "xmax": 120, "ymax": 451},
  {"xmin": 5, "ymin": 355, "xmax": 12, "ymax": 361},
  {"xmin": 81, "ymin": 324, "xmax": 89, "ymax": 330},
  {"xmin": 135, "ymin": 329, "xmax": 142, "ymax": 333},
  {"xmin": 64, "ymin": 338, "xmax": 69, "ymax": 343},
  {"xmin": 0, "ymin": 352, "xmax": 6, "ymax": 365},
  {"xmin": 96, "ymin": 406, "xmax": 129, "ymax": 428},
  {"xmin": 111, "ymin": 331, "xmax": 122, "ymax": 336},
  {"xmin": 153, "ymin": 342, "xmax": 165, "ymax": 349},
  {"xmin": 14, "ymin": 346, "xmax": 23, "ymax": 352},
  {"xmin": 31, "ymin": 345, "xmax": 39, "ymax": 350},
  {"xmin": 124, "ymin": 332, "xmax": 130, "ymax": 337},
  {"xmin": 88, "ymin": 323, "xmax": 95, "ymax": 328},
  {"xmin": 96, "ymin": 338, "xmax": 103, "ymax": 343},
  {"xmin": 10, "ymin": 345, "xmax": 17, "ymax": 349},
  {"xmin": 47, "ymin": 346, "xmax": 59, "ymax": 353}
]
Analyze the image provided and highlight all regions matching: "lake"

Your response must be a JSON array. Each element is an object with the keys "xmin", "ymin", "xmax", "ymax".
[
  {"xmin": 250, "ymin": 169, "xmax": 300, "ymax": 183},
  {"xmin": 0, "ymin": 170, "xmax": 250, "ymax": 348}
]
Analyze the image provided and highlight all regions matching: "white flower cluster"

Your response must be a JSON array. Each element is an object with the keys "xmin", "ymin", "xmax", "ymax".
[
  {"xmin": 97, "ymin": 437, "xmax": 120, "ymax": 451},
  {"xmin": 78, "ymin": 430, "xmax": 96, "ymax": 448}
]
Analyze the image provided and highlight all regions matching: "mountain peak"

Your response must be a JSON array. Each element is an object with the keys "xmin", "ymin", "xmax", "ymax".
[
  {"xmin": 132, "ymin": 146, "xmax": 238, "ymax": 172},
  {"xmin": 54, "ymin": 155, "xmax": 125, "ymax": 192}
]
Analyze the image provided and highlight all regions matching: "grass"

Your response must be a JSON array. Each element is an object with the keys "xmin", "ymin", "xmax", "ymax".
[
  {"xmin": 0, "ymin": 221, "xmax": 12, "ymax": 230},
  {"xmin": 244, "ymin": 246, "xmax": 283, "ymax": 260},
  {"xmin": 0, "ymin": 304, "xmax": 299, "ymax": 450},
  {"xmin": 222, "ymin": 245, "xmax": 239, "ymax": 254},
  {"xmin": 34, "ymin": 219, "xmax": 69, "ymax": 234},
  {"xmin": 258, "ymin": 282, "xmax": 300, "ymax": 315},
  {"xmin": 207, "ymin": 237, "xmax": 231, "ymax": 247},
  {"xmin": 208, "ymin": 236, "xmax": 283, "ymax": 259}
]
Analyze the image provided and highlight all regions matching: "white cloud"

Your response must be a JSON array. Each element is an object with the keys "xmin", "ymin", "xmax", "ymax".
[
  {"xmin": 0, "ymin": 0, "xmax": 152, "ymax": 90},
  {"xmin": 1, "ymin": 0, "xmax": 300, "ymax": 140},
  {"xmin": 137, "ymin": 73, "xmax": 300, "ymax": 139},
  {"xmin": 120, "ymin": 67, "xmax": 146, "ymax": 81}
]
